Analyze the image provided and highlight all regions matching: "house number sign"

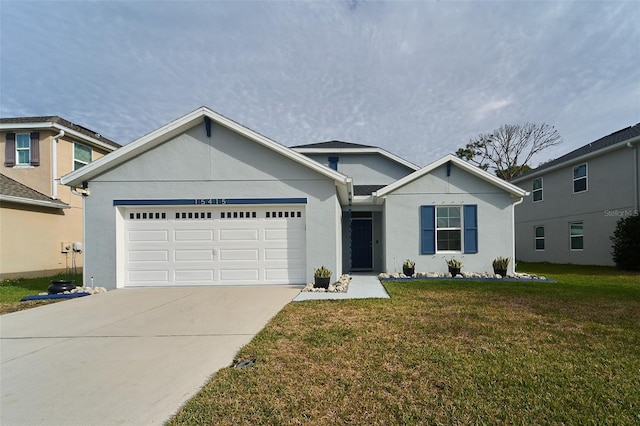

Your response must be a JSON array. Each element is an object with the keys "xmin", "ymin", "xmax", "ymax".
[{"xmin": 195, "ymin": 199, "xmax": 226, "ymax": 205}]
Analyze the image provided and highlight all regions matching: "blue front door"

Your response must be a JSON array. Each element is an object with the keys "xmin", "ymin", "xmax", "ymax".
[{"xmin": 352, "ymin": 219, "xmax": 373, "ymax": 270}]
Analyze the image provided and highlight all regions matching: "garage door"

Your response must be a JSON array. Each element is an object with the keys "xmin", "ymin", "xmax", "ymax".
[{"xmin": 123, "ymin": 205, "xmax": 306, "ymax": 286}]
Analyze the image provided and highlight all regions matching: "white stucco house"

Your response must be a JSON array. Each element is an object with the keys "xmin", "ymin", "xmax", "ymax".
[{"xmin": 61, "ymin": 107, "xmax": 527, "ymax": 289}]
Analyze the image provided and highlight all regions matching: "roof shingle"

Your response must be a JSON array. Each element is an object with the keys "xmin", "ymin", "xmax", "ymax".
[{"xmin": 0, "ymin": 174, "xmax": 69, "ymax": 208}]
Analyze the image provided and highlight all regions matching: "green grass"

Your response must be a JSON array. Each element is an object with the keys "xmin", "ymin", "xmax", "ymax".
[
  {"xmin": 0, "ymin": 273, "xmax": 82, "ymax": 314},
  {"xmin": 168, "ymin": 264, "xmax": 640, "ymax": 425}
]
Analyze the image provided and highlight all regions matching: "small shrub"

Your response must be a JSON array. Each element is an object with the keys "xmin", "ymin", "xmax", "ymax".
[
  {"xmin": 611, "ymin": 215, "xmax": 640, "ymax": 270},
  {"xmin": 446, "ymin": 258, "xmax": 462, "ymax": 269},
  {"xmin": 313, "ymin": 266, "xmax": 332, "ymax": 278},
  {"xmin": 492, "ymin": 257, "xmax": 511, "ymax": 270},
  {"xmin": 403, "ymin": 259, "xmax": 415, "ymax": 268}
]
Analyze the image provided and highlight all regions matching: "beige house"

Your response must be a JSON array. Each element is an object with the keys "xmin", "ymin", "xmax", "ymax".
[{"xmin": 1, "ymin": 117, "xmax": 120, "ymax": 279}]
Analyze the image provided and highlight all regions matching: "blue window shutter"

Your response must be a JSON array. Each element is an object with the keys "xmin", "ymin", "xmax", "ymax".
[
  {"xmin": 420, "ymin": 205, "xmax": 435, "ymax": 254},
  {"xmin": 463, "ymin": 204, "xmax": 478, "ymax": 254}
]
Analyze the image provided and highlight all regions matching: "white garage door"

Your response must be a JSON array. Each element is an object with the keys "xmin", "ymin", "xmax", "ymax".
[{"xmin": 123, "ymin": 205, "xmax": 306, "ymax": 286}]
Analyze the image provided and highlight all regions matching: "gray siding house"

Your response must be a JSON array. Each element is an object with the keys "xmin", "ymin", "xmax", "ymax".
[
  {"xmin": 512, "ymin": 123, "xmax": 640, "ymax": 265},
  {"xmin": 62, "ymin": 107, "xmax": 527, "ymax": 289}
]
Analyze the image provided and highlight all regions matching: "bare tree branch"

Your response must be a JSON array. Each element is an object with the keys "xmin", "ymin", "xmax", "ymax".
[{"xmin": 455, "ymin": 123, "xmax": 563, "ymax": 180}]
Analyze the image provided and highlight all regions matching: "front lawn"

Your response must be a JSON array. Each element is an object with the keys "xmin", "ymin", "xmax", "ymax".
[
  {"xmin": 169, "ymin": 264, "xmax": 640, "ymax": 425},
  {"xmin": 0, "ymin": 273, "xmax": 82, "ymax": 315}
]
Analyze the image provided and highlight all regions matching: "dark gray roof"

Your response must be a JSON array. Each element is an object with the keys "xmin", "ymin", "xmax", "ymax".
[
  {"xmin": 354, "ymin": 185, "xmax": 386, "ymax": 196},
  {"xmin": 0, "ymin": 174, "xmax": 69, "ymax": 208},
  {"xmin": 291, "ymin": 140, "xmax": 376, "ymax": 149},
  {"xmin": 0, "ymin": 116, "xmax": 120, "ymax": 149},
  {"xmin": 516, "ymin": 123, "xmax": 640, "ymax": 180}
]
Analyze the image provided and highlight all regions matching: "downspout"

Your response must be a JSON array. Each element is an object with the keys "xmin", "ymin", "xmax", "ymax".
[
  {"xmin": 512, "ymin": 195, "xmax": 526, "ymax": 274},
  {"xmin": 51, "ymin": 129, "xmax": 65, "ymax": 199},
  {"xmin": 628, "ymin": 142, "xmax": 639, "ymax": 212}
]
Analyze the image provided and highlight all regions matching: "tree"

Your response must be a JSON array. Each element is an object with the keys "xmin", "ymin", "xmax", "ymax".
[
  {"xmin": 611, "ymin": 214, "xmax": 640, "ymax": 270},
  {"xmin": 455, "ymin": 123, "xmax": 563, "ymax": 180}
]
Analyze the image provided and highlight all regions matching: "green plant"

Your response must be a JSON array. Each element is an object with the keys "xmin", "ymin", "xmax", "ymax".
[
  {"xmin": 492, "ymin": 256, "xmax": 511, "ymax": 270},
  {"xmin": 313, "ymin": 266, "xmax": 332, "ymax": 278},
  {"xmin": 446, "ymin": 258, "xmax": 462, "ymax": 269},
  {"xmin": 403, "ymin": 259, "xmax": 415, "ymax": 268},
  {"xmin": 611, "ymin": 215, "xmax": 640, "ymax": 270}
]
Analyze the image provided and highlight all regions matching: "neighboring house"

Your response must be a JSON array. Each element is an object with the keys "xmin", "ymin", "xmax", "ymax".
[
  {"xmin": 512, "ymin": 123, "xmax": 640, "ymax": 266},
  {"xmin": 61, "ymin": 107, "xmax": 527, "ymax": 289},
  {"xmin": 1, "ymin": 116, "xmax": 120, "ymax": 279}
]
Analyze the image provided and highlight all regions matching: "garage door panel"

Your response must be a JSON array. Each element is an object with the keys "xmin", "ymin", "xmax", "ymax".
[
  {"xmin": 219, "ymin": 249, "xmax": 259, "ymax": 261},
  {"xmin": 129, "ymin": 270, "xmax": 169, "ymax": 283},
  {"xmin": 264, "ymin": 248, "xmax": 304, "ymax": 260},
  {"xmin": 128, "ymin": 230, "xmax": 169, "ymax": 242},
  {"xmin": 174, "ymin": 270, "xmax": 215, "ymax": 282},
  {"xmin": 124, "ymin": 205, "xmax": 306, "ymax": 286},
  {"xmin": 219, "ymin": 229, "xmax": 259, "ymax": 241},
  {"xmin": 175, "ymin": 250, "xmax": 214, "ymax": 262},
  {"xmin": 129, "ymin": 250, "xmax": 169, "ymax": 262},
  {"xmin": 265, "ymin": 268, "xmax": 305, "ymax": 281},
  {"xmin": 220, "ymin": 269, "xmax": 260, "ymax": 281},
  {"xmin": 174, "ymin": 229, "xmax": 214, "ymax": 242}
]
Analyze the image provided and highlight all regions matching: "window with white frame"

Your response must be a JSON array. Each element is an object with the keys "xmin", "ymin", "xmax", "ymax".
[
  {"xmin": 535, "ymin": 226, "xmax": 545, "ymax": 250},
  {"xmin": 570, "ymin": 221, "xmax": 584, "ymax": 250},
  {"xmin": 15, "ymin": 133, "xmax": 31, "ymax": 165},
  {"xmin": 532, "ymin": 177, "xmax": 543, "ymax": 202},
  {"xmin": 436, "ymin": 206, "xmax": 462, "ymax": 251},
  {"xmin": 421, "ymin": 205, "xmax": 477, "ymax": 255},
  {"xmin": 74, "ymin": 143, "xmax": 92, "ymax": 170},
  {"xmin": 573, "ymin": 163, "xmax": 587, "ymax": 193}
]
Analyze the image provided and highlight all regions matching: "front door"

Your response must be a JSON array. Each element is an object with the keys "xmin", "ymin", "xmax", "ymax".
[{"xmin": 352, "ymin": 218, "xmax": 373, "ymax": 270}]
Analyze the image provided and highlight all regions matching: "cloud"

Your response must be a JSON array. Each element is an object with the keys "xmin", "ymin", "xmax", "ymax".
[{"xmin": 1, "ymin": 0, "xmax": 638, "ymax": 167}]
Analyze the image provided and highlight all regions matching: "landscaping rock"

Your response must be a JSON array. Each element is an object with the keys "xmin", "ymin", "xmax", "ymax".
[{"xmin": 301, "ymin": 274, "xmax": 350, "ymax": 293}]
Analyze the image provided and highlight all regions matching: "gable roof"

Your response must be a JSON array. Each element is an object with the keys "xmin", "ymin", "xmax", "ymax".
[
  {"xmin": 61, "ymin": 107, "xmax": 353, "ymax": 202},
  {"xmin": 292, "ymin": 141, "xmax": 420, "ymax": 171},
  {"xmin": 512, "ymin": 123, "xmax": 640, "ymax": 183},
  {"xmin": 0, "ymin": 116, "xmax": 121, "ymax": 150},
  {"xmin": 374, "ymin": 154, "xmax": 528, "ymax": 198},
  {"xmin": 0, "ymin": 174, "xmax": 70, "ymax": 209}
]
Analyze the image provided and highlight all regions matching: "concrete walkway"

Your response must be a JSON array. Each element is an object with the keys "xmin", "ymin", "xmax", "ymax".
[
  {"xmin": 293, "ymin": 273, "xmax": 389, "ymax": 301},
  {"xmin": 0, "ymin": 285, "xmax": 299, "ymax": 426}
]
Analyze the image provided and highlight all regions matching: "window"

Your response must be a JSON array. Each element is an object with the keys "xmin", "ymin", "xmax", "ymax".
[
  {"xmin": 573, "ymin": 163, "xmax": 587, "ymax": 193},
  {"xmin": 328, "ymin": 156, "xmax": 339, "ymax": 171},
  {"xmin": 570, "ymin": 222, "xmax": 584, "ymax": 250},
  {"xmin": 4, "ymin": 132, "xmax": 39, "ymax": 167},
  {"xmin": 437, "ymin": 206, "xmax": 462, "ymax": 251},
  {"xmin": 535, "ymin": 226, "xmax": 545, "ymax": 250},
  {"xmin": 15, "ymin": 133, "xmax": 31, "ymax": 165},
  {"xmin": 74, "ymin": 143, "xmax": 92, "ymax": 170},
  {"xmin": 420, "ymin": 205, "xmax": 477, "ymax": 254},
  {"xmin": 532, "ymin": 177, "xmax": 543, "ymax": 202}
]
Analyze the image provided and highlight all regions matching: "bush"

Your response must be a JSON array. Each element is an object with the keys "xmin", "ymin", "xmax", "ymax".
[{"xmin": 611, "ymin": 215, "xmax": 640, "ymax": 270}]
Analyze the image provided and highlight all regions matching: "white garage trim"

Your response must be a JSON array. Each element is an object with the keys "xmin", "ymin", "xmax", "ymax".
[{"xmin": 115, "ymin": 199, "xmax": 307, "ymax": 288}]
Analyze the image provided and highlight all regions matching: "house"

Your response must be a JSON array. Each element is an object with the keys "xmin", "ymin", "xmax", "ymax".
[
  {"xmin": 1, "ymin": 116, "xmax": 120, "ymax": 279},
  {"xmin": 511, "ymin": 123, "xmax": 640, "ymax": 266},
  {"xmin": 60, "ymin": 107, "xmax": 527, "ymax": 289}
]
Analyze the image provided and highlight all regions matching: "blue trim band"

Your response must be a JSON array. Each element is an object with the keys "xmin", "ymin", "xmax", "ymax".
[{"xmin": 114, "ymin": 198, "xmax": 307, "ymax": 206}]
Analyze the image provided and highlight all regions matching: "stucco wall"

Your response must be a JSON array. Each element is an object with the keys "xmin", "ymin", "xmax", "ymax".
[
  {"xmin": 514, "ymin": 146, "xmax": 639, "ymax": 265},
  {"xmin": 84, "ymin": 122, "xmax": 342, "ymax": 289},
  {"xmin": 0, "ymin": 202, "xmax": 84, "ymax": 279},
  {"xmin": 383, "ymin": 162, "xmax": 517, "ymax": 274},
  {"xmin": 302, "ymin": 152, "xmax": 413, "ymax": 184}
]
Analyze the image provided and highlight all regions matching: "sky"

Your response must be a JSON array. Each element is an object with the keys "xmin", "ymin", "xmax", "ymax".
[{"xmin": 1, "ymin": 0, "xmax": 638, "ymax": 168}]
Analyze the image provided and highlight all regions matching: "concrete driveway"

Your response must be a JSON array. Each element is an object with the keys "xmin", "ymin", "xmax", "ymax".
[{"xmin": 0, "ymin": 286, "xmax": 299, "ymax": 426}]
